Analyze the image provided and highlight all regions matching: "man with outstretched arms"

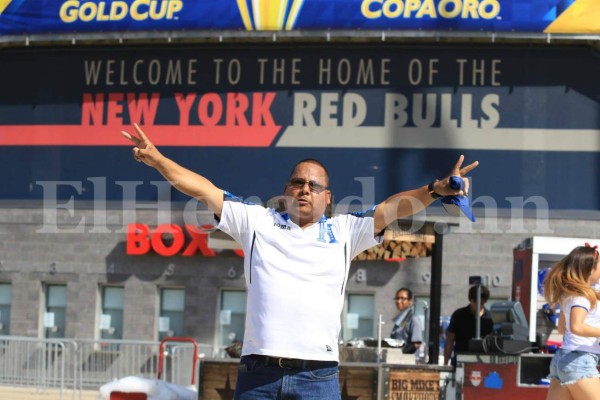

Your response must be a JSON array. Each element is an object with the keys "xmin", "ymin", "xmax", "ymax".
[{"xmin": 121, "ymin": 123, "xmax": 478, "ymax": 400}]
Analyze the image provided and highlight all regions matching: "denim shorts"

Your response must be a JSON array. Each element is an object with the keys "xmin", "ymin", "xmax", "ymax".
[{"xmin": 547, "ymin": 349, "xmax": 600, "ymax": 386}]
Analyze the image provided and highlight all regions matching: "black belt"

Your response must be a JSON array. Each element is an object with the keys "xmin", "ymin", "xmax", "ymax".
[{"xmin": 250, "ymin": 354, "xmax": 337, "ymax": 370}]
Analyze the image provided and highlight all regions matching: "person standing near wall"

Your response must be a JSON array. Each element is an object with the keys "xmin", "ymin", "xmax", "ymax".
[
  {"xmin": 390, "ymin": 287, "xmax": 423, "ymax": 354},
  {"xmin": 121, "ymin": 123, "xmax": 478, "ymax": 400},
  {"xmin": 544, "ymin": 245, "xmax": 600, "ymax": 400}
]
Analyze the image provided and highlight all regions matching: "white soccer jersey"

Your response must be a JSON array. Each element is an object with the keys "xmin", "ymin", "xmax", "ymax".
[
  {"xmin": 217, "ymin": 192, "xmax": 381, "ymax": 361},
  {"xmin": 561, "ymin": 295, "xmax": 600, "ymax": 354}
]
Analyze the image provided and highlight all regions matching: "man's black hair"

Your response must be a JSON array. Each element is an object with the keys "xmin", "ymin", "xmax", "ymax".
[
  {"xmin": 468, "ymin": 285, "xmax": 490, "ymax": 302},
  {"xmin": 396, "ymin": 287, "xmax": 413, "ymax": 300},
  {"xmin": 289, "ymin": 159, "xmax": 330, "ymax": 185}
]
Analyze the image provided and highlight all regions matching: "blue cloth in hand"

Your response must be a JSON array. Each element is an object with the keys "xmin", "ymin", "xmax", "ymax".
[{"xmin": 440, "ymin": 176, "xmax": 475, "ymax": 221}]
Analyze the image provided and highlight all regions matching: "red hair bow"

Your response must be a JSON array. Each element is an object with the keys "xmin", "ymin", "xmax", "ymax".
[{"xmin": 585, "ymin": 242, "xmax": 599, "ymax": 258}]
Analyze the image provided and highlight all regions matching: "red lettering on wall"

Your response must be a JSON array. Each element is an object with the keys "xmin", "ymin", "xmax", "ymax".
[
  {"xmin": 252, "ymin": 92, "xmax": 276, "ymax": 126},
  {"xmin": 182, "ymin": 224, "xmax": 216, "ymax": 256},
  {"xmin": 107, "ymin": 93, "xmax": 125, "ymax": 124},
  {"xmin": 174, "ymin": 93, "xmax": 196, "ymax": 126},
  {"xmin": 81, "ymin": 93, "xmax": 104, "ymax": 125},
  {"xmin": 198, "ymin": 93, "xmax": 222, "ymax": 126},
  {"xmin": 233, "ymin": 249, "xmax": 245, "ymax": 257},
  {"xmin": 127, "ymin": 93, "xmax": 160, "ymax": 125},
  {"xmin": 12, "ymin": 91, "xmax": 281, "ymax": 146},
  {"xmin": 126, "ymin": 223, "xmax": 243, "ymax": 257},
  {"xmin": 226, "ymin": 93, "xmax": 249, "ymax": 127},
  {"xmin": 81, "ymin": 92, "xmax": 159, "ymax": 126},
  {"xmin": 151, "ymin": 224, "xmax": 185, "ymax": 256},
  {"xmin": 126, "ymin": 223, "xmax": 151, "ymax": 255}
]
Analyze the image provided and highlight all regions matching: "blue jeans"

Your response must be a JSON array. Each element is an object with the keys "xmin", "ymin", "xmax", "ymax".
[{"xmin": 234, "ymin": 355, "xmax": 341, "ymax": 400}]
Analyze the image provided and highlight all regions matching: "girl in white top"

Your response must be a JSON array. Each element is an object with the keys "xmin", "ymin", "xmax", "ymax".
[{"xmin": 544, "ymin": 245, "xmax": 600, "ymax": 400}]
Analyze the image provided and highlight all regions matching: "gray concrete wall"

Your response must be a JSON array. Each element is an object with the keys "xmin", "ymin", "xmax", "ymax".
[{"xmin": 1, "ymin": 206, "xmax": 599, "ymax": 347}]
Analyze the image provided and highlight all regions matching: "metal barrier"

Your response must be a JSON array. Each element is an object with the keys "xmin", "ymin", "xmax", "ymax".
[
  {"xmin": 158, "ymin": 338, "xmax": 198, "ymax": 388},
  {"xmin": 0, "ymin": 336, "xmax": 217, "ymax": 399},
  {"xmin": 0, "ymin": 336, "xmax": 78, "ymax": 395},
  {"xmin": 74, "ymin": 339, "xmax": 161, "ymax": 389}
]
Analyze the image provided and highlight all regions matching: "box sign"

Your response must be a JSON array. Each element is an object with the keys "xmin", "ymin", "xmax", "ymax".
[{"xmin": 126, "ymin": 223, "xmax": 244, "ymax": 257}]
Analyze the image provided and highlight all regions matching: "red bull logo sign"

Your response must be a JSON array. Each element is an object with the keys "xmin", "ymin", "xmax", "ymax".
[{"xmin": 469, "ymin": 370, "xmax": 482, "ymax": 387}]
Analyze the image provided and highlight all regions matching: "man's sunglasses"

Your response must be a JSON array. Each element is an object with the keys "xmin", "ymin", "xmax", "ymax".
[{"xmin": 287, "ymin": 178, "xmax": 329, "ymax": 194}]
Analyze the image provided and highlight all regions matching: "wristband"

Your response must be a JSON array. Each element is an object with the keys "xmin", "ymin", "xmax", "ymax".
[{"xmin": 428, "ymin": 180, "xmax": 442, "ymax": 200}]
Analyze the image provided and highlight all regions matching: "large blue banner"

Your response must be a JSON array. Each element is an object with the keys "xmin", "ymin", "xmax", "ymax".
[
  {"xmin": 0, "ymin": 0, "xmax": 598, "ymax": 35},
  {"xmin": 2, "ymin": 44, "xmax": 600, "ymax": 214}
]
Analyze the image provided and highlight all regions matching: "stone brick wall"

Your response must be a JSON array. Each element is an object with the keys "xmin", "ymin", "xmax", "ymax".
[{"xmin": 1, "ymin": 205, "xmax": 599, "ymax": 347}]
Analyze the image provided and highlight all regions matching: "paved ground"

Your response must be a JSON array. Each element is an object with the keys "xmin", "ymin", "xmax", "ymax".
[{"xmin": 0, "ymin": 385, "xmax": 100, "ymax": 400}]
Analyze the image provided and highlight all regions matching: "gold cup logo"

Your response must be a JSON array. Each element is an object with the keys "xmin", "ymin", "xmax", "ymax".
[
  {"xmin": 236, "ymin": 0, "xmax": 304, "ymax": 31},
  {"xmin": 0, "ymin": 0, "xmax": 14, "ymax": 15}
]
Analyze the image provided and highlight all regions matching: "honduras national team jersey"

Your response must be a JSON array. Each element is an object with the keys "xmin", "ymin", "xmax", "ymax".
[{"xmin": 217, "ymin": 191, "xmax": 381, "ymax": 361}]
